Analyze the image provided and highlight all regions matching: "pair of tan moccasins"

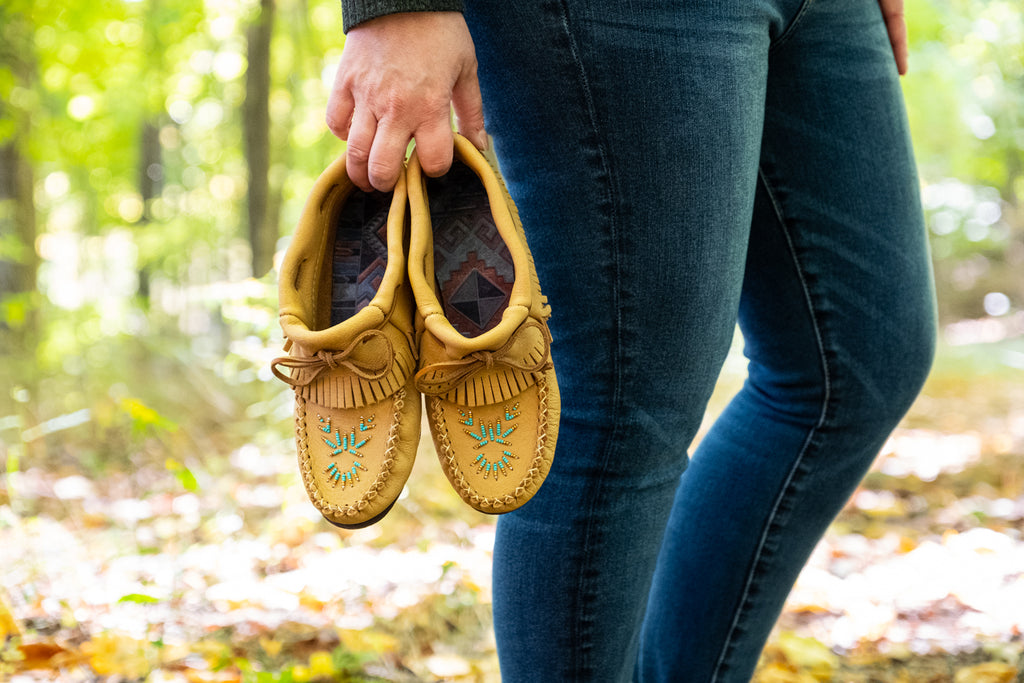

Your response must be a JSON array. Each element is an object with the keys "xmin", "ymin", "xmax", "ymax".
[{"xmin": 271, "ymin": 135, "xmax": 560, "ymax": 528}]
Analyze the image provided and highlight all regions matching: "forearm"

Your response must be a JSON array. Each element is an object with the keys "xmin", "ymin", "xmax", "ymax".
[{"xmin": 341, "ymin": 0, "xmax": 463, "ymax": 32}]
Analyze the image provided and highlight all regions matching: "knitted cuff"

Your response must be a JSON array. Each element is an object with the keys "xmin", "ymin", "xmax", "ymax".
[{"xmin": 341, "ymin": 0, "xmax": 464, "ymax": 32}]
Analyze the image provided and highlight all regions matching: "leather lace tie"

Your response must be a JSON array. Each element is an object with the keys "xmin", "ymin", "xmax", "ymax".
[
  {"xmin": 271, "ymin": 329, "xmax": 394, "ymax": 387},
  {"xmin": 414, "ymin": 320, "xmax": 552, "ymax": 397}
]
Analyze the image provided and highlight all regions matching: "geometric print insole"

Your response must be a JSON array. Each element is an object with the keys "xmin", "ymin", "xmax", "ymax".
[
  {"xmin": 330, "ymin": 189, "xmax": 390, "ymax": 327},
  {"xmin": 428, "ymin": 161, "xmax": 515, "ymax": 338}
]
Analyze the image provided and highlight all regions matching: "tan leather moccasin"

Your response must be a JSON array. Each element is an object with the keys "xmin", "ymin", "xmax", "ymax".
[
  {"xmin": 407, "ymin": 134, "xmax": 560, "ymax": 514},
  {"xmin": 273, "ymin": 156, "xmax": 420, "ymax": 528}
]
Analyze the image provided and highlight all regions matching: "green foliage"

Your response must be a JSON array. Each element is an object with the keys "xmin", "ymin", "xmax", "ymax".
[
  {"xmin": 165, "ymin": 457, "xmax": 198, "ymax": 491},
  {"xmin": 904, "ymin": 0, "xmax": 1024, "ymax": 321},
  {"xmin": 234, "ymin": 646, "xmax": 380, "ymax": 683},
  {"xmin": 0, "ymin": 292, "xmax": 35, "ymax": 329},
  {"xmin": 117, "ymin": 593, "xmax": 161, "ymax": 604},
  {"xmin": 123, "ymin": 398, "xmax": 179, "ymax": 436}
]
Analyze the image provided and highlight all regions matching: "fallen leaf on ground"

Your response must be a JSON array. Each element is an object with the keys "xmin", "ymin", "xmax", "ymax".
[
  {"xmin": 16, "ymin": 639, "xmax": 80, "ymax": 670},
  {"xmin": 773, "ymin": 632, "xmax": 838, "ymax": 680},
  {"xmin": 258, "ymin": 635, "xmax": 283, "ymax": 658},
  {"xmin": 338, "ymin": 628, "xmax": 399, "ymax": 655},
  {"xmin": 0, "ymin": 590, "xmax": 20, "ymax": 641},
  {"xmin": 754, "ymin": 662, "xmax": 821, "ymax": 683},
  {"xmin": 182, "ymin": 667, "xmax": 242, "ymax": 683},
  {"xmin": 81, "ymin": 631, "xmax": 153, "ymax": 678},
  {"xmin": 954, "ymin": 661, "xmax": 1018, "ymax": 683},
  {"xmin": 424, "ymin": 653, "xmax": 473, "ymax": 677}
]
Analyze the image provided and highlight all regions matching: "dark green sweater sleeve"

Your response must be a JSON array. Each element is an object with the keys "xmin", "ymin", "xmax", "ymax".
[{"xmin": 341, "ymin": 0, "xmax": 464, "ymax": 32}]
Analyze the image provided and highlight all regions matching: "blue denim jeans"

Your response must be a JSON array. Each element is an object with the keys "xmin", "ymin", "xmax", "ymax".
[{"xmin": 463, "ymin": 0, "xmax": 937, "ymax": 680}]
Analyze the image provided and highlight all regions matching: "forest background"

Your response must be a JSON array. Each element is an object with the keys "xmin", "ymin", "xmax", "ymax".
[{"xmin": 1, "ymin": 0, "xmax": 1023, "ymax": 681}]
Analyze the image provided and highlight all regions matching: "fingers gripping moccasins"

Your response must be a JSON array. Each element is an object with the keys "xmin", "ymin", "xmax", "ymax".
[
  {"xmin": 407, "ymin": 134, "xmax": 560, "ymax": 514},
  {"xmin": 273, "ymin": 156, "xmax": 420, "ymax": 529}
]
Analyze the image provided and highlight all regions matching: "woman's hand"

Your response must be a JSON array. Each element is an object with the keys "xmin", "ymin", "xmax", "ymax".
[
  {"xmin": 877, "ymin": 0, "xmax": 909, "ymax": 75},
  {"xmin": 326, "ymin": 11, "xmax": 486, "ymax": 192}
]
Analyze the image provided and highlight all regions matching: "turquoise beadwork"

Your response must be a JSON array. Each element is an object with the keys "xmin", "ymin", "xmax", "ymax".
[
  {"xmin": 316, "ymin": 415, "xmax": 376, "ymax": 488},
  {"xmin": 317, "ymin": 414, "xmax": 376, "ymax": 457},
  {"xmin": 464, "ymin": 404, "xmax": 521, "ymax": 480},
  {"xmin": 324, "ymin": 460, "xmax": 366, "ymax": 489}
]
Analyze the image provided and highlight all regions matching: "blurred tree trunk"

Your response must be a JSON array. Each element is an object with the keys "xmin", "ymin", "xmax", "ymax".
[
  {"xmin": 136, "ymin": 120, "xmax": 161, "ymax": 300},
  {"xmin": 0, "ymin": 138, "xmax": 37, "ymax": 303},
  {"xmin": 0, "ymin": 12, "xmax": 39, "ymax": 336},
  {"xmin": 136, "ymin": 0, "xmax": 170, "ymax": 302},
  {"xmin": 0, "ymin": 7, "xmax": 42, "ymax": 462},
  {"xmin": 139, "ymin": 121, "xmax": 162, "ymax": 221},
  {"xmin": 244, "ymin": 0, "xmax": 276, "ymax": 277}
]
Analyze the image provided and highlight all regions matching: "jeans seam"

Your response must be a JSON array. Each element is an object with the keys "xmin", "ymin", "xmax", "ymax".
[
  {"xmin": 769, "ymin": 0, "xmax": 815, "ymax": 53},
  {"xmin": 549, "ymin": 1, "xmax": 624, "ymax": 679},
  {"xmin": 708, "ymin": 167, "xmax": 832, "ymax": 682}
]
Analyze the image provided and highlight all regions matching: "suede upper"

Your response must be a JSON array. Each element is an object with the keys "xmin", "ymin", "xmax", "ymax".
[
  {"xmin": 406, "ymin": 134, "xmax": 560, "ymax": 513},
  {"xmin": 273, "ymin": 157, "xmax": 421, "ymax": 528}
]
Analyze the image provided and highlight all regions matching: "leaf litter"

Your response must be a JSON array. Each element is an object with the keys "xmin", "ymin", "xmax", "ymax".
[{"xmin": 2, "ymin": 340, "xmax": 1023, "ymax": 682}]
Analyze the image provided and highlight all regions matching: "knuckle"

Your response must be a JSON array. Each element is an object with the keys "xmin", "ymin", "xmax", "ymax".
[
  {"xmin": 376, "ymin": 85, "xmax": 405, "ymax": 111},
  {"xmin": 346, "ymin": 144, "xmax": 371, "ymax": 163},
  {"xmin": 423, "ymin": 92, "xmax": 453, "ymax": 116},
  {"xmin": 380, "ymin": 89, "xmax": 449, "ymax": 123}
]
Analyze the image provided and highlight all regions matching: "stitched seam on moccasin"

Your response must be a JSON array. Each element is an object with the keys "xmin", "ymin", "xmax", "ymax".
[{"xmin": 296, "ymin": 389, "xmax": 405, "ymax": 522}]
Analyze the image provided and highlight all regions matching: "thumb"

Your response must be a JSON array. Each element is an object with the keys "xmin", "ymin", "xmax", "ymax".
[{"xmin": 452, "ymin": 67, "xmax": 487, "ymax": 150}]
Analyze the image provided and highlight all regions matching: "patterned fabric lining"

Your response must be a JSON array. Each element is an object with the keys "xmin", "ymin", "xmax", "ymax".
[
  {"xmin": 428, "ymin": 162, "xmax": 514, "ymax": 338},
  {"xmin": 330, "ymin": 190, "xmax": 390, "ymax": 326}
]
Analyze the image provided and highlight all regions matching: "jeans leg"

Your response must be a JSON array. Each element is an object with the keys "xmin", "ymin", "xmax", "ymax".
[
  {"xmin": 463, "ymin": 1, "xmax": 809, "ymax": 680},
  {"xmin": 637, "ymin": 1, "xmax": 937, "ymax": 681}
]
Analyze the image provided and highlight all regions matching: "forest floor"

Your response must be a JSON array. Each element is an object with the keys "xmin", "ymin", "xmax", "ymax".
[{"xmin": 2, "ymin": 327, "xmax": 1023, "ymax": 683}]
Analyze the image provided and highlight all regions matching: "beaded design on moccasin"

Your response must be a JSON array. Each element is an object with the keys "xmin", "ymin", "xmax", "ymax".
[
  {"xmin": 407, "ymin": 134, "xmax": 560, "ymax": 514},
  {"xmin": 273, "ymin": 157, "xmax": 421, "ymax": 529}
]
